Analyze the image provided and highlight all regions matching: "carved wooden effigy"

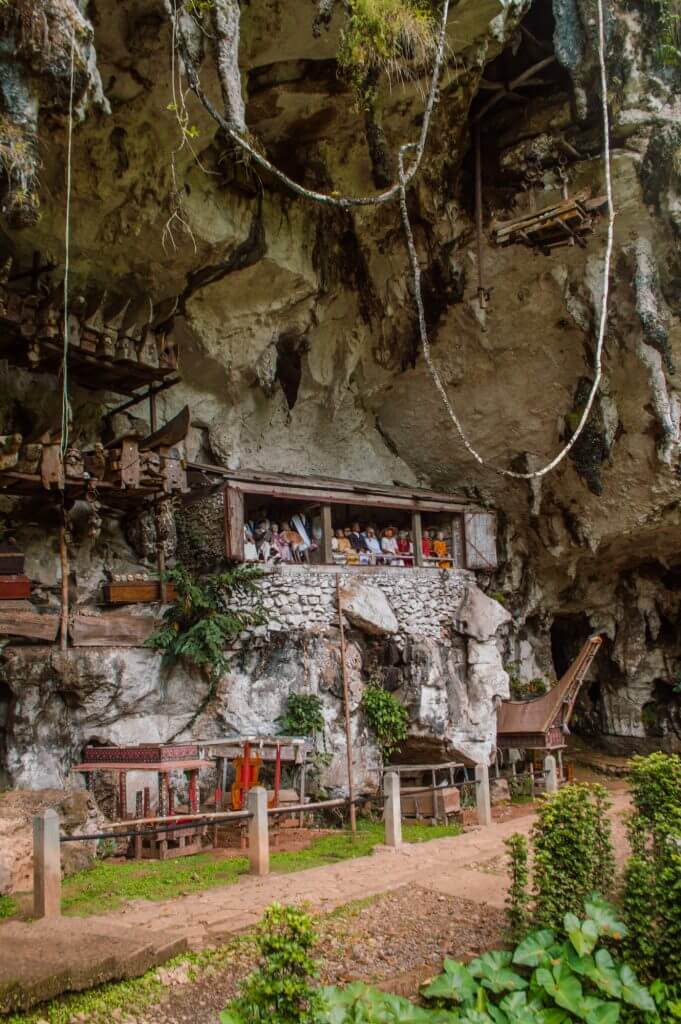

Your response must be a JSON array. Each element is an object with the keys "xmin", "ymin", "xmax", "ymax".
[{"xmin": 0, "ymin": 258, "xmax": 178, "ymax": 392}]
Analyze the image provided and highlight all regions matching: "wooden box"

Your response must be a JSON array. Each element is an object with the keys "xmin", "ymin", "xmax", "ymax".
[
  {"xmin": 0, "ymin": 552, "xmax": 24, "ymax": 575},
  {"xmin": 103, "ymin": 581, "xmax": 176, "ymax": 604},
  {"xmin": 0, "ymin": 575, "xmax": 30, "ymax": 600}
]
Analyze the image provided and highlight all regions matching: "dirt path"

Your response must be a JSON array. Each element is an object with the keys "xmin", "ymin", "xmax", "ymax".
[
  {"xmin": 77, "ymin": 790, "xmax": 632, "ymax": 949},
  {"xmin": 0, "ymin": 790, "xmax": 632, "ymax": 1016}
]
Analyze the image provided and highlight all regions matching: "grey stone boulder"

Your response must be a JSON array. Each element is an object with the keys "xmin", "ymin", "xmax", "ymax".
[
  {"xmin": 490, "ymin": 777, "xmax": 510, "ymax": 805},
  {"xmin": 340, "ymin": 582, "xmax": 398, "ymax": 636},
  {"xmin": 454, "ymin": 585, "xmax": 512, "ymax": 642}
]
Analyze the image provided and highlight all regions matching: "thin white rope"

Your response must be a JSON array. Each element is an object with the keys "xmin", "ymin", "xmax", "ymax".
[
  {"xmin": 167, "ymin": 0, "xmax": 451, "ymax": 208},
  {"xmin": 60, "ymin": 31, "xmax": 76, "ymax": 457},
  {"xmin": 167, "ymin": 0, "xmax": 615, "ymax": 482},
  {"xmin": 400, "ymin": 0, "xmax": 615, "ymax": 480}
]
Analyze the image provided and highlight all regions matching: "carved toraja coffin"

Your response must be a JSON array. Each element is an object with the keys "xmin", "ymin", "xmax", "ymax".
[{"xmin": 83, "ymin": 743, "xmax": 199, "ymax": 765}]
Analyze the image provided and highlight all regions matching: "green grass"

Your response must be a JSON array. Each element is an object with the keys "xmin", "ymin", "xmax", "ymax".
[
  {"xmin": 0, "ymin": 893, "xmax": 17, "ymax": 918},
  {"xmin": 2, "ymin": 818, "xmax": 463, "ymax": 921}
]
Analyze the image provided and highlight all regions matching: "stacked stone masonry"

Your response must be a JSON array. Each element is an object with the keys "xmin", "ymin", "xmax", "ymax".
[{"xmin": 237, "ymin": 565, "xmax": 474, "ymax": 643}]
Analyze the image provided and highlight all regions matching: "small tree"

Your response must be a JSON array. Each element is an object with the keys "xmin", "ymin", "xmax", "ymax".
[
  {"xmin": 623, "ymin": 753, "xmax": 681, "ymax": 986},
  {"xmin": 531, "ymin": 783, "xmax": 615, "ymax": 930},
  {"xmin": 221, "ymin": 903, "xmax": 323, "ymax": 1024},
  {"xmin": 504, "ymin": 833, "xmax": 530, "ymax": 943}
]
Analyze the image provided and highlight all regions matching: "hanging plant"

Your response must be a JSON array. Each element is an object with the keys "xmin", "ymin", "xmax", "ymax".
[
  {"xmin": 361, "ymin": 680, "xmax": 408, "ymax": 760},
  {"xmin": 147, "ymin": 563, "xmax": 264, "ymax": 686}
]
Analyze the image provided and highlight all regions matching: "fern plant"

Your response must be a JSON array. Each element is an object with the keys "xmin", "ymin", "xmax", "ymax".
[{"xmin": 147, "ymin": 563, "xmax": 264, "ymax": 687}]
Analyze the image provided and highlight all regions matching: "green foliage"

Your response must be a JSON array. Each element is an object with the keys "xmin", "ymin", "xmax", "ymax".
[
  {"xmin": 645, "ymin": 0, "xmax": 681, "ymax": 66},
  {"xmin": 0, "ymin": 893, "xmax": 17, "ymax": 919},
  {"xmin": 146, "ymin": 563, "xmax": 263, "ymax": 685},
  {"xmin": 508, "ymin": 773, "xmax": 535, "ymax": 805},
  {"xmin": 318, "ymin": 901, "xmax": 657, "ymax": 1024},
  {"xmin": 338, "ymin": 0, "xmax": 438, "ymax": 107},
  {"xmin": 361, "ymin": 682, "xmax": 409, "ymax": 760},
  {"xmin": 505, "ymin": 834, "xmax": 530, "ymax": 943},
  {"xmin": 531, "ymin": 784, "xmax": 615, "ymax": 930},
  {"xmin": 221, "ymin": 903, "xmax": 323, "ymax": 1024},
  {"xmin": 277, "ymin": 693, "xmax": 326, "ymax": 738},
  {"xmin": 505, "ymin": 663, "xmax": 550, "ymax": 701},
  {"xmin": 623, "ymin": 753, "xmax": 681, "ymax": 987}
]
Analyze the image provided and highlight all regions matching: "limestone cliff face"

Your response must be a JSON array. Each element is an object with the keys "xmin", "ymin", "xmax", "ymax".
[{"xmin": 0, "ymin": 0, "xmax": 679, "ymax": 778}]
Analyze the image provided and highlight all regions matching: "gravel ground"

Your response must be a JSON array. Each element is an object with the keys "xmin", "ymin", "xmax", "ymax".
[{"xmin": 130, "ymin": 886, "xmax": 506, "ymax": 1024}]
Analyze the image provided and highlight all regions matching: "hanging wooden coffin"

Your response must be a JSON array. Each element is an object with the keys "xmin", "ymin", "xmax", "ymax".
[
  {"xmin": 0, "ymin": 575, "xmax": 31, "ymax": 599},
  {"xmin": 0, "ymin": 544, "xmax": 25, "ymax": 576}
]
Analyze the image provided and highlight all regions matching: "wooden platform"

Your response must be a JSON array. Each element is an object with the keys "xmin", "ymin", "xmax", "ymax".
[{"xmin": 491, "ymin": 191, "xmax": 608, "ymax": 252}]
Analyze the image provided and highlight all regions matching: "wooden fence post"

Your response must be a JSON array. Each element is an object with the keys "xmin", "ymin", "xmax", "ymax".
[
  {"xmin": 247, "ymin": 786, "xmax": 270, "ymax": 876},
  {"xmin": 475, "ymin": 762, "xmax": 492, "ymax": 827},
  {"xmin": 33, "ymin": 809, "xmax": 61, "ymax": 919},
  {"xmin": 383, "ymin": 771, "xmax": 402, "ymax": 848}
]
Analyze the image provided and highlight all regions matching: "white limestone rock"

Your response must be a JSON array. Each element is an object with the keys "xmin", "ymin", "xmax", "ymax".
[
  {"xmin": 454, "ymin": 585, "xmax": 512, "ymax": 642},
  {"xmin": 339, "ymin": 582, "xmax": 398, "ymax": 636}
]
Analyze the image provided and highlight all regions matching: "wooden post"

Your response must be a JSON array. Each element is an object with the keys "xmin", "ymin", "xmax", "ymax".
[
  {"xmin": 247, "ymin": 785, "xmax": 269, "ymax": 876},
  {"xmin": 59, "ymin": 521, "xmax": 69, "ymax": 652},
  {"xmin": 412, "ymin": 512, "xmax": 424, "ymax": 567},
  {"xmin": 383, "ymin": 771, "xmax": 402, "ymax": 848},
  {"xmin": 474, "ymin": 123, "xmax": 487, "ymax": 311},
  {"xmin": 154, "ymin": 503, "xmax": 167, "ymax": 604},
  {"xmin": 149, "ymin": 386, "xmax": 157, "ymax": 432},
  {"xmin": 299, "ymin": 760, "xmax": 307, "ymax": 828},
  {"xmin": 33, "ymin": 809, "xmax": 61, "ymax": 919},
  {"xmin": 321, "ymin": 504, "xmax": 333, "ymax": 565},
  {"xmin": 475, "ymin": 762, "xmax": 492, "ymax": 827},
  {"xmin": 118, "ymin": 771, "xmax": 128, "ymax": 820},
  {"xmin": 336, "ymin": 577, "xmax": 357, "ymax": 834}
]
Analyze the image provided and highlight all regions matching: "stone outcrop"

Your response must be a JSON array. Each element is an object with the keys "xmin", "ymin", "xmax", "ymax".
[
  {"xmin": 0, "ymin": 788, "xmax": 101, "ymax": 896},
  {"xmin": 454, "ymin": 585, "xmax": 511, "ymax": 642},
  {"xmin": 339, "ymin": 581, "xmax": 399, "ymax": 636}
]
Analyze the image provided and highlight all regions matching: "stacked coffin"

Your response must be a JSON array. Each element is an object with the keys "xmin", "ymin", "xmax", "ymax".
[{"xmin": 0, "ymin": 541, "xmax": 30, "ymax": 599}]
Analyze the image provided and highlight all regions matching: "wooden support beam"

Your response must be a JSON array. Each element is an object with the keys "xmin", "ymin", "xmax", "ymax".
[
  {"xmin": 336, "ymin": 578, "xmax": 356, "ymax": 835},
  {"xmin": 59, "ymin": 521, "xmax": 68, "ymax": 653},
  {"xmin": 474, "ymin": 56, "xmax": 556, "ymax": 122},
  {"xmin": 321, "ymin": 504, "xmax": 333, "ymax": 565},
  {"xmin": 412, "ymin": 511, "xmax": 424, "ymax": 567}
]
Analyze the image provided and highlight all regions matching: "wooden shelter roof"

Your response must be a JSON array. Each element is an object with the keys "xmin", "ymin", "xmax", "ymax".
[
  {"xmin": 223, "ymin": 468, "xmax": 479, "ymax": 513},
  {"xmin": 497, "ymin": 635, "xmax": 603, "ymax": 739}
]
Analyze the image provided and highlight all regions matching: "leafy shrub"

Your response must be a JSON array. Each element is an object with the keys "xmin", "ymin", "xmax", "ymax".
[
  {"xmin": 221, "ymin": 903, "xmax": 322, "ymax": 1024},
  {"xmin": 147, "ymin": 563, "xmax": 263, "ymax": 684},
  {"xmin": 532, "ymin": 784, "xmax": 615, "ymax": 930},
  {"xmin": 361, "ymin": 682, "xmax": 408, "ymax": 760},
  {"xmin": 277, "ymin": 693, "xmax": 325, "ymax": 738},
  {"xmin": 319, "ymin": 898, "xmax": 658, "ymax": 1024},
  {"xmin": 505, "ymin": 833, "xmax": 530, "ymax": 943},
  {"xmin": 508, "ymin": 772, "xmax": 534, "ymax": 804},
  {"xmin": 623, "ymin": 753, "xmax": 681, "ymax": 986}
]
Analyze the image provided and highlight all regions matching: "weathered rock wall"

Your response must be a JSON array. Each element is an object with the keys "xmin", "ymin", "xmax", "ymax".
[{"xmin": 0, "ymin": 0, "xmax": 679, "ymax": 766}]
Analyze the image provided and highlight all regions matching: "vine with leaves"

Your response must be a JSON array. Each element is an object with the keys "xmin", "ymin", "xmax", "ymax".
[
  {"xmin": 147, "ymin": 563, "xmax": 264, "ymax": 734},
  {"xmin": 361, "ymin": 680, "xmax": 408, "ymax": 760}
]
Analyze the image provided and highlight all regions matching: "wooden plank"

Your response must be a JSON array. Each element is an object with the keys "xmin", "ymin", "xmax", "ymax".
[
  {"xmin": 226, "ymin": 480, "xmax": 471, "ymax": 514},
  {"xmin": 0, "ymin": 610, "xmax": 59, "ymax": 641},
  {"xmin": 464, "ymin": 512, "xmax": 498, "ymax": 570},
  {"xmin": 224, "ymin": 485, "xmax": 245, "ymax": 560},
  {"xmin": 140, "ymin": 405, "xmax": 190, "ymax": 450},
  {"xmin": 219, "ymin": 468, "xmax": 471, "ymax": 507},
  {"xmin": 412, "ymin": 511, "xmax": 424, "ymax": 567},
  {"xmin": 103, "ymin": 582, "xmax": 176, "ymax": 604},
  {"xmin": 321, "ymin": 504, "xmax": 333, "ymax": 565},
  {"xmin": 70, "ymin": 612, "xmax": 159, "ymax": 647}
]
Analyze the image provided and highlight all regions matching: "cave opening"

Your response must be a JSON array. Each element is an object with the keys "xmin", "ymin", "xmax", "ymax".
[
  {"xmin": 275, "ymin": 335, "xmax": 303, "ymax": 410},
  {"xmin": 550, "ymin": 612, "xmax": 592, "ymax": 677}
]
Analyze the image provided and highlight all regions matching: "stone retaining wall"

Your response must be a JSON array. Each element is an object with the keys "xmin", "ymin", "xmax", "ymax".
[{"xmin": 240, "ymin": 565, "xmax": 474, "ymax": 642}]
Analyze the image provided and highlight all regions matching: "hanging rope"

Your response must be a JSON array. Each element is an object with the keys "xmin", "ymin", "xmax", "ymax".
[
  {"xmin": 60, "ymin": 31, "xmax": 76, "ymax": 457},
  {"xmin": 165, "ymin": 0, "xmax": 451, "ymax": 208},
  {"xmin": 404, "ymin": 0, "xmax": 615, "ymax": 480},
  {"xmin": 166, "ymin": 0, "xmax": 615, "ymax": 481}
]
